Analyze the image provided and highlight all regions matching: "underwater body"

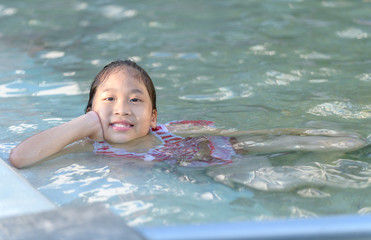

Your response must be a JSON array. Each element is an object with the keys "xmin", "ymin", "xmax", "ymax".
[{"xmin": 0, "ymin": 0, "xmax": 370, "ymax": 227}]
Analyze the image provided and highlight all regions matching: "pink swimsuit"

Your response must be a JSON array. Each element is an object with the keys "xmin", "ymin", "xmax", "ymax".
[{"xmin": 93, "ymin": 120, "xmax": 236, "ymax": 167}]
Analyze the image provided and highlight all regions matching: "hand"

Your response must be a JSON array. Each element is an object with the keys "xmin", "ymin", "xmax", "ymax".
[{"xmin": 85, "ymin": 111, "xmax": 104, "ymax": 141}]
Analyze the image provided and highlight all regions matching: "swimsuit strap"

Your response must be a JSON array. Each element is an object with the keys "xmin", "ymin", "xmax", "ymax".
[{"xmin": 151, "ymin": 124, "xmax": 184, "ymax": 145}]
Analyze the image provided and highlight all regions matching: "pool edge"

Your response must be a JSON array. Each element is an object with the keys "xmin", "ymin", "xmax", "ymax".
[{"xmin": 138, "ymin": 214, "xmax": 371, "ymax": 240}]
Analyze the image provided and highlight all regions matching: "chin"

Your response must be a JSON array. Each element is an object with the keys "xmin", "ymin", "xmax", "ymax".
[{"xmin": 104, "ymin": 136, "xmax": 132, "ymax": 144}]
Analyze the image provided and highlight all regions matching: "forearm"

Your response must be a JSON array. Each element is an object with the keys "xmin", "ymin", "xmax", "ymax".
[{"xmin": 9, "ymin": 112, "xmax": 101, "ymax": 168}]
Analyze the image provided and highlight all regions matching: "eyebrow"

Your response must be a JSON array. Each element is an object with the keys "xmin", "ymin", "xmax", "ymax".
[{"xmin": 101, "ymin": 88, "xmax": 145, "ymax": 94}]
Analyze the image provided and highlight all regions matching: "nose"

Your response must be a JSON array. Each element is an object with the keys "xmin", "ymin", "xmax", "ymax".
[{"xmin": 114, "ymin": 101, "xmax": 131, "ymax": 115}]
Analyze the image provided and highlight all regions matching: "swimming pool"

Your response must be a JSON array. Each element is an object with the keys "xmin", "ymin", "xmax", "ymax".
[{"xmin": 1, "ymin": 0, "xmax": 370, "ymax": 238}]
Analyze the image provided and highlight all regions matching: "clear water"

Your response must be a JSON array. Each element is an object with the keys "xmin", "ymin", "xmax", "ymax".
[{"xmin": 1, "ymin": 0, "xmax": 370, "ymax": 227}]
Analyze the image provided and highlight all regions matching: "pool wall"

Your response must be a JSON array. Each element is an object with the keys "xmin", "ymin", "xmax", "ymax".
[{"xmin": 0, "ymin": 159, "xmax": 55, "ymax": 219}]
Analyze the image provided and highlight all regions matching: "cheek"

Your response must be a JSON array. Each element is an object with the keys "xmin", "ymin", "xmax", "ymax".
[
  {"xmin": 142, "ymin": 108, "xmax": 155, "ymax": 122},
  {"xmin": 92, "ymin": 103, "xmax": 109, "ymax": 123}
]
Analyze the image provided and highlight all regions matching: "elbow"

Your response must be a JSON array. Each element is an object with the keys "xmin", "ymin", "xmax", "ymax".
[{"xmin": 9, "ymin": 149, "xmax": 27, "ymax": 169}]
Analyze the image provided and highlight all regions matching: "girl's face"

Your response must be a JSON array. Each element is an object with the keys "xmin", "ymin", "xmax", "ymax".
[{"xmin": 91, "ymin": 69, "xmax": 157, "ymax": 144}]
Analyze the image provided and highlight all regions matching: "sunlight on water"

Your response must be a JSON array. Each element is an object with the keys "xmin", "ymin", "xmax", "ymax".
[
  {"xmin": 40, "ymin": 51, "xmax": 65, "ymax": 59},
  {"xmin": 101, "ymin": 5, "xmax": 137, "ymax": 19}
]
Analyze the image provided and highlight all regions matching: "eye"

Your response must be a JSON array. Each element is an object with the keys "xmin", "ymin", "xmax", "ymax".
[
  {"xmin": 104, "ymin": 97, "xmax": 115, "ymax": 102},
  {"xmin": 130, "ymin": 98, "xmax": 141, "ymax": 103}
]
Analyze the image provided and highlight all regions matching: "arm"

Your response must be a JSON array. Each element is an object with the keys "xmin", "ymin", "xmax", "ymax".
[{"xmin": 9, "ymin": 111, "xmax": 103, "ymax": 168}]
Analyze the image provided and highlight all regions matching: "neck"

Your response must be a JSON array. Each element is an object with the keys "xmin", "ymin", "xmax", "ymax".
[{"xmin": 109, "ymin": 133, "xmax": 161, "ymax": 152}]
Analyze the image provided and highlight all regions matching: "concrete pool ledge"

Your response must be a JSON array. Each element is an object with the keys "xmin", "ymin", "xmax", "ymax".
[{"xmin": 0, "ymin": 159, "xmax": 56, "ymax": 219}]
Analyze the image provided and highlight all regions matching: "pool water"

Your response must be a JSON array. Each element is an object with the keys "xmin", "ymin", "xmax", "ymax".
[{"xmin": 1, "ymin": 0, "xmax": 370, "ymax": 227}]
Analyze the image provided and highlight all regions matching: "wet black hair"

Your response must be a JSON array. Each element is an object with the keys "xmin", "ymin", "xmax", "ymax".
[{"xmin": 85, "ymin": 59, "xmax": 157, "ymax": 113}]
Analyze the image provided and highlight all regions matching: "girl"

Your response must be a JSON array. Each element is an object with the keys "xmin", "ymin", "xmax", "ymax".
[{"xmin": 9, "ymin": 60, "xmax": 367, "ymax": 168}]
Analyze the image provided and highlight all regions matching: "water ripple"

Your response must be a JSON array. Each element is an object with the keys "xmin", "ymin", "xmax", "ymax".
[
  {"xmin": 179, "ymin": 84, "xmax": 253, "ymax": 102},
  {"xmin": 356, "ymin": 73, "xmax": 371, "ymax": 82},
  {"xmin": 264, "ymin": 70, "xmax": 301, "ymax": 86},
  {"xmin": 179, "ymin": 87, "xmax": 235, "ymax": 101},
  {"xmin": 297, "ymin": 51, "xmax": 331, "ymax": 60}
]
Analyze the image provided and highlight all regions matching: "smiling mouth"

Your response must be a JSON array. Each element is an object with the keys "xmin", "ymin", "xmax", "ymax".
[
  {"xmin": 112, "ymin": 123, "xmax": 133, "ymax": 128},
  {"xmin": 111, "ymin": 122, "xmax": 134, "ymax": 131}
]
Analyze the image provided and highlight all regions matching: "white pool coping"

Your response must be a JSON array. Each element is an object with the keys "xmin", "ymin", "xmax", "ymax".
[
  {"xmin": 138, "ymin": 214, "xmax": 371, "ymax": 240},
  {"xmin": 0, "ymin": 159, "xmax": 55, "ymax": 219}
]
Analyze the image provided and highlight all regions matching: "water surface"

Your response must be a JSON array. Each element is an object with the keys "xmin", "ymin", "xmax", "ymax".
[{"xmin": 0, "ymin": 0, "xmax": 370, "ymax": 227}]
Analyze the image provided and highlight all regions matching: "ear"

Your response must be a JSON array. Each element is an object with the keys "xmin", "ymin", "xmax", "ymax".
[{"xmin": 150, "ymin": 109, "xmax": 158, "ymax": 128}]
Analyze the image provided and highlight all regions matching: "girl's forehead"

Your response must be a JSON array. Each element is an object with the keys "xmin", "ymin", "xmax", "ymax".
[{"xmin": 95, "ymin": 71, "xmax": 148, "ymax": 96}]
